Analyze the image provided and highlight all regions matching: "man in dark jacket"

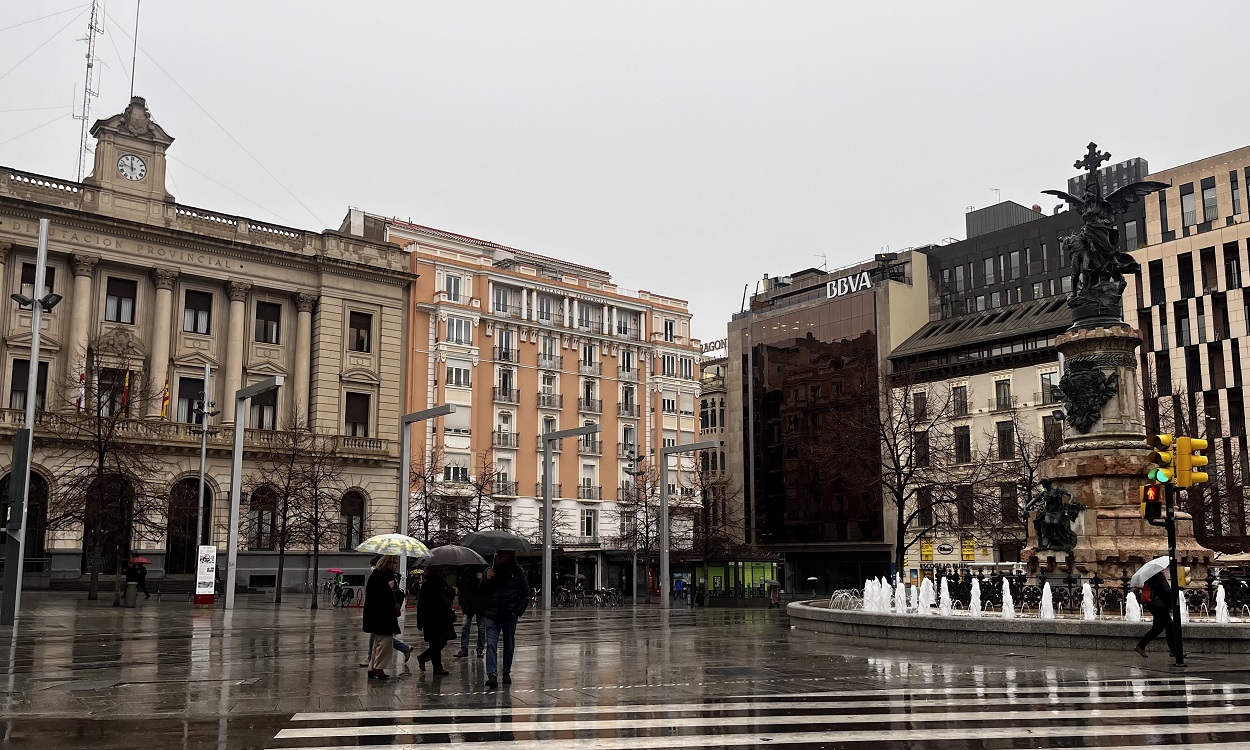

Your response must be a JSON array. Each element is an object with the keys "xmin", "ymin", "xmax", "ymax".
[
  {"xmin": 477, "ymin": 551, "xmax": 532, "ymax": 688},
  {"xmin": 1135, "ymin": 571, "xmax": 1179, "ymax": 658},
  {"xmin": 453, "ymin": 567, "xmax": 485, "ymax": 658}
]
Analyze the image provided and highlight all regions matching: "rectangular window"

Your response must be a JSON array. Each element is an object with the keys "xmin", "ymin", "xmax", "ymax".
[
  {"xmin": 1181, "ymin": 188, "xmax": 1197, "ymax": 227},
  {"xmin": 97, "ymin": 368, "xmax": 131, "ymax": 418},
  {"xmin": 990, "ymin": 291, "xmax": 1001, "ymax": 308},
  {"xmin": 443, "ymin": 460, "xmax": 469, "ymax": 483},
  {"xmin": 254, "ymin": 301, "xmax": 281, "ymax": 344},
  {"xmin": 494, "ymin": 504, "xmax": 513, "ymax": 531},
  {"xmin": 349, "ymin": 311, "xmax": 372, "ymax": 352},
  {"xmin": 1176, "ymin": 303, "xmax": 1191, "ymax": 346},
  {"xmin": 1149, "ymin": 259, "xmax": 1166, "ymax": 306},
  {"xmin": 663, "ymin": 319, "xmax": 675, "ymax": 342},
  {"xmin": 1041, "ymin": 372, "xmax": 1059, "ymax": 405},
  {"xmin": 996, "ymin": 421, "xmax": 1015, "ymax": 460},
  {"xmin": 1227, "ymin": 245, "xmax": 1243, "ymax": 289},
  {"xmin": 916, "ymin": 486, "xmax": 933, "ymax": 529},
  {"xmin": 176, "ymin": 377, "xmax": 205, "ymax": 424},
  {"xmin": 662, "ymin": 354, "xmax": 677, "ymax": 377},
  {"xmin": 680, "ymin": 357, "xmax": 694, "ymax": 379},
  {"xmin": 493, "ymin": 285, "xmax": 510, "ymax": 314},
  {"xmin": 662, "ymin": 395, "xmax": 677, "ymax": 414},
  {"xmin": 182, "ymin": 290, "xmax": 213, "ymax": 335},
  {"xmin": 444, "ymin": 274, "xmax": 462, "ymax": 303},
  {"xmin": 913, "ymin": 431, "xmax": 930, "ymax": 467},
  {"xmin": 249, "ymin": 388, "xmax": 277, "ymax": 430},
  {"xmin": 18, "ymin": 263, "xmax": 55, "ymax": 310},
  {"xmin": 9, "ymin": 359, "xmax": 48, "ymax": 411},
  {"xmin": 1042, "ymin": 414, "xmax": 1063, "ymax": 454},
  {"xmin": 344, "ymin": 392, "xmax": 370, "ymax": 437},
  {"xmin": 954, "ymin": 426, "xmax": 971, "ymax": 464},
  {"xmin": 104, "ymin": 277, "xmax": 137, "ymax": 324},
  {"xmin": 912, "ymin": 391, "xmax": 927, "ymax": 420},
  {"xmin": 983, "ymin": 257, "xmax": 996, "ymax": 285},
  {"xmin": 581, "ymin": 509, "xmax": 597, "ymax": 538},
  {"xmin": 974, "ymin": 295, "xmax": 985, "ymax": 312},
  {"xmin": 1203, "ymin": 183, "xmax": 1218, "ymax": 222},
  {"xmin": 952, "ymin": 385, "xmax": 968, "ymax": 416},
  {"xmin": 447, "ymin": 316, "xmax": 471, "ymax": 345},
  {"xmin": 999, "ymin": 484, "xmax": 1018, "ymax": 525},
  {"xmin": 1124, "ymin": 220, "xmax": 1139, "ymax": 251},
  {"xmin": 956, "ymin": 485, "xmax": 974, "ymax": 527},
  {"xmin": 994, "ymin": 379, "xmax": 1012, "ymax": 410},
  {"xmin": 954, "ymin": 265, "xmax": 965, "ymax": 293},
  {"xmin": 537, "ymin": 296, "xmax": 553, "ymax": 323},
  {"xmin": 1032, "ymin": 281, "xmax": 1043, "ymax": 299},
  {"xmin": 445, "ymin": 365, "xmax": 471, "ymax": 388},
  {"xmin": 1233, "ymin": 171, "xmax": 1243, "ymax": 216},
  {"xmin": 620, "ymin": 349, "xmax": 634, "ymax": 373},
  {"xmin": 1008, "ymin": 250, "xmax": 1020, "ymax": 280}
]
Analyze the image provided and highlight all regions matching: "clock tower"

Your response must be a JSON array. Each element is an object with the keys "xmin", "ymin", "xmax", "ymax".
[{"xmin": 82, "ymin": 96, "xmax": 175, "ymax": 214}]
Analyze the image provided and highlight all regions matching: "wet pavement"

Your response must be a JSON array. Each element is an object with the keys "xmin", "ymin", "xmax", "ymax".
[{"xmin": 3, "ymin": 592, "xmax": 1250, "ymax": 749}]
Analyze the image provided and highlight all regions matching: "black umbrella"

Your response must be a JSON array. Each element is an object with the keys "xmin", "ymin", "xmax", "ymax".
[
  {"xmin": 420, "ymin": 545, "xmax": 488, "ymax": 567},
  {"xmin": 460, "ymin": 530, "xmax": 534, "ymax": 555}
]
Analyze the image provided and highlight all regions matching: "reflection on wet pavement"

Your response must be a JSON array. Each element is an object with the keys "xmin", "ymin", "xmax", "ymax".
[{"xmin": 2, "ymin": 592, "xmax": 1248, "ymax": 749}]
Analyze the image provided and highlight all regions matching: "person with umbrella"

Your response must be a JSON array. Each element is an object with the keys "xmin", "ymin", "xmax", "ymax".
[
  {"xmin": 362, "ymin": 554, "xmax": 403, "ymax": 679},
  {"xmin": 1132, "ymin": 556, "xmax": 1179, "ymax": 658},
  {"xmin": 454, "ymin": 565, "xmax": 485, "ymax": 658},
  {"xmin": 127, "ymin": 557, "xmax": 151, "ymax": 600},
  {"xmin": 460, "ymin": 530, "xmax": 533, "ymax": 689},
  {"xmin": 415, "ymin": 565, "xmax": 457, "ymax": 675}
]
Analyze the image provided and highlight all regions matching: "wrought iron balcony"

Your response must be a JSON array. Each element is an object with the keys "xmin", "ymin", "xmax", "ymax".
[
  {"xmin": 491, "ymin": 430, "xmax": 519, "ymax": 448},
  {"xmin": 578, "ymin": 398, "xmax": 602, "ymax": 414},
  {"xmin": 578, "ymin": 361, "xmax": 601, "ymax": 376},
  {"xmin": 538, "ymin": 354, "xmax": 563, "ymax": 370},
  {"xmin": 494, "ymin": 347, "xmax": 521, "ymax": 363},
  {"xmin": 578, "ymin": 440, "xmax": 602, "ymax": 455},
  {"xmin": 618, "ymin": 403, "xmax": 640, "ymax": 418},
  {"xmin": 495, "ymin": 480, "xmax": 518, "ymax": 496},
  {"xmin": 537, "ymin": 392, "xmax": 563, "ymax": 410},
  {"xmin": 535, "ymin": 482, "xmax": 562, "ymax": 497},
  {"xmin": 493, "ymin": 387, "xmax": 520, "ymax": 404},
  {"xmin": 618, "ymin": 366, "xmax": 637, "ymax": 381},
  {"xmin": 577, "ymin": 485, "xmax": 602, "ymax": 500},
  {"xmin": 536, "ymin": 435, "xmax": 563, "ymax": 452}
]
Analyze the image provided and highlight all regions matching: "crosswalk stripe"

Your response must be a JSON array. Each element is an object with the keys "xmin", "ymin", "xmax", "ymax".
[
  {"xmin": 275, "ymin": 704, "xmax": 1249, "ymax": 740},
  {"xmin": 268, "ymin": 721, "xmax": 1250, "ymax": 750},
  {"xmin": 291, "ymin": 679, "xmax": 1225, "ymax": 722}
]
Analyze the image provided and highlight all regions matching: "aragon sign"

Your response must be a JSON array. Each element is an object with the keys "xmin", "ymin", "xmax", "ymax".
[{"xmin": 826, "ymin": 271, "xmax": 873, "ymax": 299}]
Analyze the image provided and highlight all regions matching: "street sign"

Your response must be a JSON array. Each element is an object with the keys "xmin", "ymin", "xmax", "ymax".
[{"xmin": 194, "ymin": 545, "xmax": 217, "ymax": 606}]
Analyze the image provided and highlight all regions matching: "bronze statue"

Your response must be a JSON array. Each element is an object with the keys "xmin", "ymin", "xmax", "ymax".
[
  {"xmin": 1023, "ymin": 478, "xmax": 1084, "ymax": 554},
  {"xmin": 1042, "ymin": 143, "xmax": 1168, "ymax": 326}
]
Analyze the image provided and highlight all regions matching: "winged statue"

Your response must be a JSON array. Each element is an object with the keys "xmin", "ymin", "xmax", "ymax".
[{"xmin": 1042, "ymin": 143, "xmax": 1168, "ymax": 322}]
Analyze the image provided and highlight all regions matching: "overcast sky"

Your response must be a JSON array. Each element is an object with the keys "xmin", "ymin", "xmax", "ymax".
[{"xmin": 3, "ymin": 2, "xmax": 1249, "ymax": 341}]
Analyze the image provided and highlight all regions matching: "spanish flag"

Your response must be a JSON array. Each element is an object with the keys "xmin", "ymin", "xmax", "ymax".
[
  {"xmin": 160, "ymin": 373, "xmax": 171, "ymax": 420},
  {"xmin": 120, "ymin": 370, "xmax": 131, "ymax": 414}
]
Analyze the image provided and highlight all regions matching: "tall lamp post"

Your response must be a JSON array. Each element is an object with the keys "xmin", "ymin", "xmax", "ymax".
[
  {"xmin": 658, "ymin": 439, "xmax": 721, "ymax": 611},
  {"xmin": 224, "ymin": 376, "xmax": 284, "ymax": 610},
  {"xmin": 398, "ymin": 404, "xmax": 456, "ymax": 589},
  {"xmin": 541, "ymin": 423, "xmax": 600, "ymax": 610},
  {"xmin": 2, "ymin": 218, "xmax": 61, "ymax": 626},
  {"xmin": 623, "ymin": 448, "xmax": 647, "ymax": 605}
]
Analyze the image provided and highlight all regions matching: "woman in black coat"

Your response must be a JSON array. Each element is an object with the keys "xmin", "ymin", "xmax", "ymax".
[
  {"xmin": 363, "ymin": 555, "xmax": 402, "ymax": 679},
  {"xmin": 415, "ymin": 566, "xmax": 456, "ymax": 675}
]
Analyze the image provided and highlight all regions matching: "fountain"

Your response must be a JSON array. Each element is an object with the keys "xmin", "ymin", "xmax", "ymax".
[
  {"xmin": 1180, "ymin": 599, "xmax": 1190, "ymax": 624},
  {"xmin": 1081, "ymin": 582, "xmax": 1096, "ymax": 620},
  {"xmin": 1040, "ymin": 582, "xmax": 1055, "ymax": 619},
  {"xmin": 907, "ymin": 583, "xmax": 916, "ymax": 612},
  {"xmin": 1216, "ymin": 585, "xmax": 1230, "ymax": 624},
  {"xmin": 1125, "ymin": 592, "xmax": 1142, "ymax": 622},
  {"xmin": 969, "ymin": 578, "xmax": 982, "ymax": 618},
  {"xmin": 918, "ymin": 577, "xmax": 935, "ymax": 615},
  {"xmin": 938, "ymin": 577, "xmax": 952, "ymax": 617},
  {"xmin": 1001, "ymin": 578, "xmax": 1015, "ymax": 619},
  {"xmin": 894, "ymin": 575, "xmax": 904, "ymax": 614}
]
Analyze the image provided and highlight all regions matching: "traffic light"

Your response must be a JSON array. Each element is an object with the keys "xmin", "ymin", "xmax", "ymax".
[
  {"xmin": 1176, "ymin": 437, "xmax": 1210, "ymax": 488},
  {"xmin": 1139, "ymin": 483, "xmax": 1163, "ymax": 520},
  {"xmin": 1178, "ymin": 566, "xmax": 1190, "ymax": 587},
  {"xmin": 1146, "ymin": 434, "xmax": 1175, "ymax": 484}
]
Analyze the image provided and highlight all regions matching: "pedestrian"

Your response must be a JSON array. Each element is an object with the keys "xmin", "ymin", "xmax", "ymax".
[
  {"xmin": 1135, "ymin": 571, "xmax": 1179, "ymax": 658},
  {"xmin": 125, "ymin": 562, "xmax": 151, "ymax": 600},
  {"xmin": 769, "ymin": 585, "xmax": 780, "ymax": 609},
  {"xmin": 477, "ymin": 550, "xmax": 532, "ymax": 689},
  {"xmin": 415, "ymin": 566, "xmax": 456, "ymax": 675},
  {"xmin": 453, "ymin": 567, "xmax": 485, "ymax": 658},
  {"xmin": 362, "ymin": 555, "xmax": 402, "ymax": 680},
  {"xmin": 674, "ymin": 577, "xmax": 683, "ymax": 601},
  {"xmin": 359, "ymin": 559, "xmax": 413, "ymax": 668}
]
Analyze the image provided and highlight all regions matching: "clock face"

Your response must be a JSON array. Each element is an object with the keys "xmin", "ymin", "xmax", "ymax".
[{"xmin": 117, "ymin": 154, "xmax": 147, "ymax": 181}]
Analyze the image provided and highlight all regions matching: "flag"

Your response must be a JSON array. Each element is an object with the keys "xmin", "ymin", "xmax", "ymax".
[
  {"xmin": 120, "ymin": 370, "xmax": 131, "ymax": 414},
  {"xmin": 160, "ymin": 373, "xmax": 171, "ymax": 420},
  {"xmin": 75, "ymin": 371, "xmax": 85, "ymax": 413}
]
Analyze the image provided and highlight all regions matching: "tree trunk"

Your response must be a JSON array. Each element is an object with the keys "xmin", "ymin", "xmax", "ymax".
[
  {"xmin": 87, "ymin": 546, "xmax": 100, "ymax": 600},
  {"xmin": 310, "ymin": 544, "xmax": 319, "ymax": 610},
  {"xmin": 112, "ymin": 566, "xmax": 123, "ymax": 607},
  {"xmin": 895, "ymin": 499, "xmax": 906, "ymax": 574},
  {"xmin": 275, "ymin": 548, "xmax": 286, "ymax": 604}
]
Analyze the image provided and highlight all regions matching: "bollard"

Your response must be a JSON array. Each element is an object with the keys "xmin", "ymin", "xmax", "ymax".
[{"xmin": 123, "ymin": 581, "xmax": 139, "ymax": 608}]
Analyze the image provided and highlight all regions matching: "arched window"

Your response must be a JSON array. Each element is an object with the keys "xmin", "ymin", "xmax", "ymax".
[
  {"xmin": 340, "ymin": 491, "xmax": 365, "ymax": 550},
  {"xmin": 167, "ymin": 478, "xmax": 212, "ymax": 574},
  {"xmin": 247, "ymin": 487, "xmax": 277, "ymax": 550},
  {"xmin": 0, "ymin": 471, "xmax": 48, "ymax": 559}
]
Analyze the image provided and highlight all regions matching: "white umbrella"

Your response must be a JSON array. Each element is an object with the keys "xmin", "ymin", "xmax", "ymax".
[{"xmin": 1130, "ymin": 555, "xmax": 1171, "ymax": 587}]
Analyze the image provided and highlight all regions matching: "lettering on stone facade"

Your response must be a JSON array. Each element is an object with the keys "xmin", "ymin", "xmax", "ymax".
[{"xmin": 2, "ymin": 217, "xmax": 239, "ymax": 270}]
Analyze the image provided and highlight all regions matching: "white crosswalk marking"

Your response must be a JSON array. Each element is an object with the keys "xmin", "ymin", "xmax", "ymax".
[{"xmin": 268, "ymin": 677, "xmax": 1250, "ymax": 750}]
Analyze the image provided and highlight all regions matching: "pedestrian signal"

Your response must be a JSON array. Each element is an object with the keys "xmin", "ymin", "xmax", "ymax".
[
  {"xmin": 1146, "ymin": 434, "xmax": 1175, "ymax": 484},
  {"xmin": 1176, "ymin": 437, "xmax": 1209, "ymax": 488},
  {"xmin": 1139, "ymin": 484, "xmax": 1163, "ymax": 520}
]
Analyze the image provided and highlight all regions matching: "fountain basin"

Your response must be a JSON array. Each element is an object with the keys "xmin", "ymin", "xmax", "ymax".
[{"xmin": 787, "ymin": 600, "xmax": 1250, "ymax": 654}]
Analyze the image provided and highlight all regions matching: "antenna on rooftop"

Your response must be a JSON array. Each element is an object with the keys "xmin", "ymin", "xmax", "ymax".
[
  {"xmin": 989, "ymin": 187, "xmax": 1001, "ymax": 203},
  {"xmin": 73, "ymin": 0, "xmax": 103, "ymax": 182},
  {"xmin": 815, "ymin": 254, "xmax": 827, "ymax": 272}
]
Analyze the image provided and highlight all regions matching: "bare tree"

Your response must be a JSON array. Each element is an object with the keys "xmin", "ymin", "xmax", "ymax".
[
  {"xmin": 408, "ymin": 445, "xmax": 446, "ymax": 545},
  {"xmin": 460, "ymin": 451, "xmax": 499, "ymax": 534},
  {"xmin": 679, "ymin": 454, "xmax": 749, "ymax": 603},
  {"xmin": 984, "ymin": 406, "xmax": 1062, "ymax": 557},
  {"xmin": 607, "ymin": 458, "xmax": 663, "ymax": 602},
  {"xmin": 292, "ymin": 428, "xmax": 349, "ymax": 610},
  {"xmin": 240, "ymin": 417, "xmax": 309, "ymax": 605}
]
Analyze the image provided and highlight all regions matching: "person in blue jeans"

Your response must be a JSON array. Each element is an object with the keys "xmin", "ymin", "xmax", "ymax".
[
  {"xmin": 477, "ymin": 551, "xmax": 532, "ymax": 689},
  {"xmin": 453, "ymin": 567, "xmax": 485, "ymax": 658}
]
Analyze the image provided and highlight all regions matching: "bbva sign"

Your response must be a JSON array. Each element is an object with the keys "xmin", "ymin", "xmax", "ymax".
[{"xmin": 826, "ymin": 271, "xmax": 873, "ymax": 299}]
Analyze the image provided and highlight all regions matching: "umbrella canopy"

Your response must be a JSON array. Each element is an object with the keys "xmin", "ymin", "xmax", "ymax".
[
  {"xmin": 561, "ymin": 573, "xmax": 586, "ymax": 580},
  {"xmin": 326, "ymin": 568, "xmax": 343, "ymax": 574},
  {"xmin": 1130, "ymin": 555, "xmax": 1172, "ymax": 587},
  {"xmin": 420, "ymin": 545, "xmax": 487, "ymax": 568},
  {"xmin": 129, "ymin": 557, "xmax": 152, "ymax": 565},
  {"xmin": 355, "ymin": 534, "xmax": 431, "ymax": 558},
  {"xmin": 763, "ymin": 579, "xmax": 780, "ymax": 586},
  {"xmin": 460, "ymin": 530, "xmax": 533, "ymax": 555}
]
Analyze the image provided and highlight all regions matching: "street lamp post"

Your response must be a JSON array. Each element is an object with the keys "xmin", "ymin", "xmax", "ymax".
[
  {"xmin": 2, "ymin": 218, "xmax": 60, "ymax": 626},
  {"xmin": 190, "ymin": 363, "xmax": 220, "ymax": 607},
  {"xmin": 541, "ymin": 423, "xmax": 600, "ymax": 610},
  {"xmin": 658, "ymin": 439, "xmax": 721, "ymax": 611},
  {"xmin": 224, "ymin": 376, "xmax": 284, "ymax": 610},
  {"xmin": 623, "ymin": 448, "xmax": 647, "ymax": 605},
  {"xmin": 398, "ymin": 404, "xmax": 456, "ymax": 590}
]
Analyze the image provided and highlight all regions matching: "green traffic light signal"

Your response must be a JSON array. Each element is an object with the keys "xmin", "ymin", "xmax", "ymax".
[{"xmin": 1146, "ymin": 433, "xmax": 1175, "ymax": 484}]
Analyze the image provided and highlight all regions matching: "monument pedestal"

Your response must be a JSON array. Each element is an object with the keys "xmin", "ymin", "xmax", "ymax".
[{"xmin": 1025, "ymin": 326, "xmax": 1211, "ymax": 579}]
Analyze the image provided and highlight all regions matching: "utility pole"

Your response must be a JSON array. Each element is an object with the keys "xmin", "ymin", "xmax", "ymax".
[{"xmin": 1164, "ymin": 483, "xmax": 1184, "ymax": 667}]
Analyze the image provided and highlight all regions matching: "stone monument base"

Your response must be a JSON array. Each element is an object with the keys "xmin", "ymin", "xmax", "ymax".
[{"xmin": 1027, "ymin": 448, "xmax": 1211, "ymax": 580}]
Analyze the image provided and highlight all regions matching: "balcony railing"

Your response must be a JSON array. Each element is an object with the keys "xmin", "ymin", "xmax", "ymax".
[
  {"xmin": 573, "ymin": 535, "xmax": 600, "ymax": 547},
  {"xmin": 618, "ymin": 444, "xmax": 640, "ymax": 459},
  {"xmin": 536, "ymin": 313, "xmax": 565, "ymax": 327},
  {"xmin": 577, "ymin": 485, "xmax": 602, "ymax": 500},
  {"xmin": 618, "ymin": 366, "xmax": 637, "ymax": 381},
  {"xmin": 578, "ymin": 440, "xmax": 602, "ymax": 455},
  {"xmin": 492, "ymin": 303, "xmax": 522, "ymax": 318},
  {"xmin": 578, "ymin": 361, "xmax": 601, "ymax": 376},
  {"xmin": 952, "ymin": 401, "xmax": 969, "ymax": 417},
  {"xmin": 491, "ymin": 430, "xmax": 519, "ymax": 448},
  {"xmin": 538, "ymin": 354, "xmax": 563, "ymax": 370},
  {"xmin": 988, "ymin": 398, "xmax": 1014, "ymax": 412},
  {"xmin": 1183, "ymin": 210, "xmax": 1197, "ymax": 226},
  {"xmin": 495, "ymin": 481, "xmax": 518, "ymax": 496},
  {"xmin": 494, "ymin": 347, "xmax": 521, "ymax": 363},
  {"xmin": 616, "ymin": 327, "xmax": 641, "ymax": 341},
  {"xmin": 577, "ymin": 319, "xmax": 601, "ymax": 332},
  {"xmin": 1035, "ymin": 389, "xmax": 1060, "ymax": 406},
  {"xmin": 537, "ymin": 392, "xmax": 563, "ymax": 409},
  {"xmin": 578, "ymin": 398, "xmax": 602, "ymax": 414},
  {"xmin": 535, "ymin": 482, "xmax": 562, "ymax": 497},
  {"xmin": 335, "ymin": 435, "xmax": 388, "ymax": 454},
  {"xmin": 536, "ymin": 436, "xmax": 563, "ymax": 452},
  {"xmin": 618, "ymin": 403, "xmax": 639, "ymax": 418},
  {"xmin": 493, "ymin": 387, "xmax": 520, "ymax": 404}
]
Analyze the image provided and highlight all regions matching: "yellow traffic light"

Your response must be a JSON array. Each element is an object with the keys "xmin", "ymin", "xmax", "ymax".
[
  {"xmin": 1139, "ymin": 483, "xmax": 1163, "ymax": 520},
  {"xmin": 1146, "ymin": 434, "xmax": 1175, "ymax": 484},
  {"xmin": 1178, "ymin": 566, "xmax": 1190, "ymax": 587},
  {"xmin": 1176, "ymin": 437, "xmax": 1210, "ymax": 488}
]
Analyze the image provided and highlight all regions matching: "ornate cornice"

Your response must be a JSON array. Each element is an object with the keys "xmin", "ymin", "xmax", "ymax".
[{"xmin": 151, "ymin": 266, "xmax": 179, "ymax": 290}]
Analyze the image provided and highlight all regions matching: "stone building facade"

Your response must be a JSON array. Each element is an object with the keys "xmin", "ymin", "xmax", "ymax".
[{"xmin": 0, "ymin": 98, "xmax": 412, "ymax": 587}]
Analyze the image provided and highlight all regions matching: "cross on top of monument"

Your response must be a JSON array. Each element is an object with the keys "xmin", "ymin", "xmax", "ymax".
[{"xmin": 1074, "ymin": 142, "xmax": 1111, "ymax": 173}]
